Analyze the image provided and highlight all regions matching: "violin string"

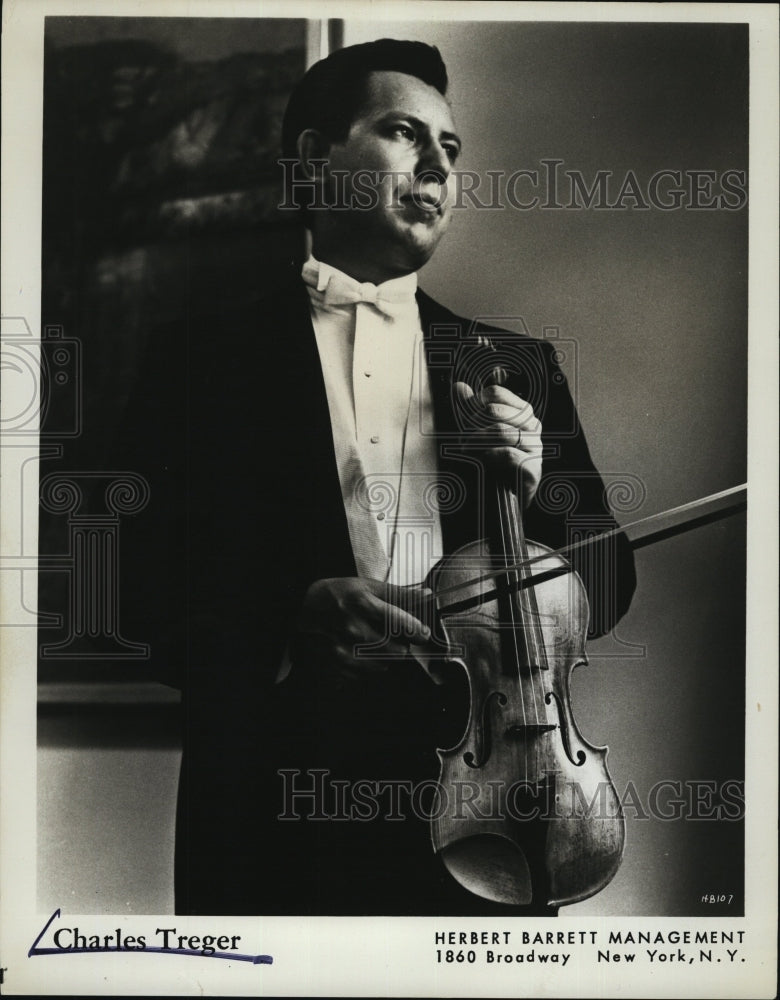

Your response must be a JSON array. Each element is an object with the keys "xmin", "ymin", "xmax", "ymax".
[
  {"xmin": 496, "ymin": 487, "xmax": 529, "ymax": 767},
  {"xmin": 503, "ymin": 487, "xmax": 532, "ymax": 783},
  {"xmin": 505, "ymin": 486, "xmax": 538, "ymax": 727},
  {"xmin": 513, "ymin": 488, "xmax": 547, "ymax": 719},
  {"xmin": 508, "ymin": 486, "xmax": 546, "ymax": 781},
  {"xmin": 499, "ymin": 483, "xmax": 547, "ymax": 781}
]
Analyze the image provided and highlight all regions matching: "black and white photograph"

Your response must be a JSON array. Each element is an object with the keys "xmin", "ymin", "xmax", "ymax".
[{"xmin": 1, "ymin": 1, "xmax": 777, "ymax": 996}]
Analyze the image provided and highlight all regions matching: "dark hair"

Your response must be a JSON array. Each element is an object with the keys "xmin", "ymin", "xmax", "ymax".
[{"xmin": 281, "ymin": 38, "xmax": 448, "ymax": 159}]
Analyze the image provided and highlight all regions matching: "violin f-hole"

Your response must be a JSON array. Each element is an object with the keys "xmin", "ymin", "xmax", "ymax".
[
  {"xmin": 463, "ymin": 690, "xmax": 507, "ymax": 769},
  {"xmin": 545, "ymin": 690, "xmax": 586, "ymax": 767}
]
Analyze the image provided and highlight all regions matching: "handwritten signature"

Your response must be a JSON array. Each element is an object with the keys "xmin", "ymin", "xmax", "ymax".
[{"xmin": 29, "ymin": 909, "xmax": 273, "ymax": 964}]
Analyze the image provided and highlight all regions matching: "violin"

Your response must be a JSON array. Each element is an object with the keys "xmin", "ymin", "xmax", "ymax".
[
  {"xmin": 421, "ymin": 472, "xmax": 621, "ymax": 908},
  {"xmin": 412, "ymin": 480, "xmax": 746, "ymax": 909}
]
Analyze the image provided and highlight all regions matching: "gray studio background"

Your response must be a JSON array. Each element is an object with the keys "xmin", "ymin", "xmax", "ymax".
[{"xmin": 38, "ymin": 17, "xmax": 747, "ymax": 916}]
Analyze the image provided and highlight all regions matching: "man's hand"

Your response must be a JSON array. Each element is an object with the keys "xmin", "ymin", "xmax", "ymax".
[
  {"xmin": 454, "ymin": 379, "xmax": 543, "ymax": 508},
  {"xmin": 293, "ymin": 577, "xmax": 432, "ymax": 680}
]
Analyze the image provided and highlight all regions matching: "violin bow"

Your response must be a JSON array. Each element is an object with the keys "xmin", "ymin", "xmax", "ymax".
[{"xmin": 434, "ymin": 483, "xmax": 747, "ymax": 604}]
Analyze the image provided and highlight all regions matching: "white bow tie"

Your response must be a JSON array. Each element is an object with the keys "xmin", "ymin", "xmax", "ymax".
[{"xmin": 302, "ymin": 258, "xmax": 417, "ymax": 319}]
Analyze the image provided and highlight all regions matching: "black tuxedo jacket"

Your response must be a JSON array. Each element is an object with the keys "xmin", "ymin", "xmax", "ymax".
[{"xmin": 117, "ymin": 262, "xmax": 636, "ymax": 915}]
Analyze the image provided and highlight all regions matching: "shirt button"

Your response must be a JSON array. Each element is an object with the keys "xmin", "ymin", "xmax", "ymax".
[
  {"xmin": 377, "ymin": 512, "xmax": 385, "ymax": 520},
  {"xmin": 370, "ymin": 435, "xmax": 380, "ymax": 444}
]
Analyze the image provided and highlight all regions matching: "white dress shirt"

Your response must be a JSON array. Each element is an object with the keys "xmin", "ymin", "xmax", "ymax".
[{"xmin": 302, "ymin": 256, "xmax": 444, "ymax": 587}]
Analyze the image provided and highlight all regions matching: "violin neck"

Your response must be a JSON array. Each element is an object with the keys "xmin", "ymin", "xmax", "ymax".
[
  {"xmin": 493, "ymin": 480, "xmax": 551, "ymax": 671},
  {"xmin": 493, "ymin": 480, "xmax": 528, "ymax": 565}
]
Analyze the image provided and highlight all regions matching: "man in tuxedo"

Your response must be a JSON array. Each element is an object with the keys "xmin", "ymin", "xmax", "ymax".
[{"xmin": 123, "ymin": 39, "xmax": 636, "ymax": 916}]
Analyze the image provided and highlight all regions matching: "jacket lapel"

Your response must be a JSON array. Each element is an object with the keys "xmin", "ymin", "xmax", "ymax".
[
  {"xmin": 417, "ymin": 289, "xmax": 485, "ymax": 553},
  {"xmin": 269, "ymin": 267, "xmax": 357, "ymax": 580}
]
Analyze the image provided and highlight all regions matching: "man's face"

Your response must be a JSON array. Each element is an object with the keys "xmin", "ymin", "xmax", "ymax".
[{"xmin": 314, "ymin": 70, "xmax": 461, "ymax": 281}]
